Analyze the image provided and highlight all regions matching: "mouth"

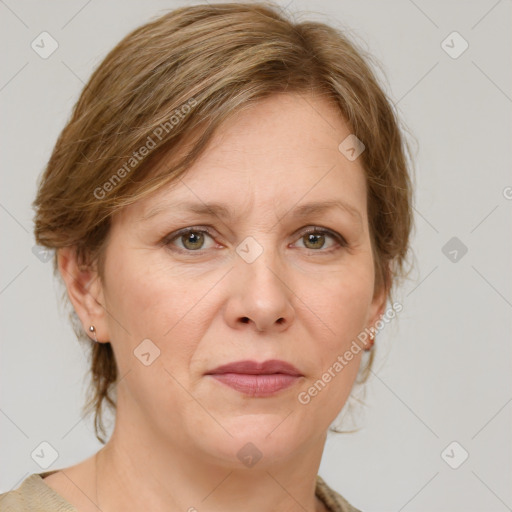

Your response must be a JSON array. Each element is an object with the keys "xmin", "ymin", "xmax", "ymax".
[{"xmin": 205, "ymin": 359, "xmax": 303, "ymax": 397}]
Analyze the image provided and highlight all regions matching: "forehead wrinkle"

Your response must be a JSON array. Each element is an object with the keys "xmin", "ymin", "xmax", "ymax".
[{"xmin": 139, "ymin": 199, "xmax": 363, "ymax": 228}]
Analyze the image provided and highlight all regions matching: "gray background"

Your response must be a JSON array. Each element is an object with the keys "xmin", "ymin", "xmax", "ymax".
[{"xmin": 1, "ymin": 1, "xmax": 511, "ymax": 510}]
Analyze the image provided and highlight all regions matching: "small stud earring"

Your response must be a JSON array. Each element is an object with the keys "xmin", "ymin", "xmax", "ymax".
[
  {"xmin": 364, "ymin": 330, "xmax": 375, "ymax": 351},
  {"xmin": 89, "ymin": 325, "xmax": 98, "ymax": 343}
]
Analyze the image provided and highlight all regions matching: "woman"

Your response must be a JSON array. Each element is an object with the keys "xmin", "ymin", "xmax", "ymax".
[{"xmin": 0, "ymin": 2, "xmax": 413, "ymax": 511}]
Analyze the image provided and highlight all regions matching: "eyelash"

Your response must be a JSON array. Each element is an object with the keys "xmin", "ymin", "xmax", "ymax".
[{"xmin": 162, "ymin": 226, "xmax": 348, "ymax": 255}]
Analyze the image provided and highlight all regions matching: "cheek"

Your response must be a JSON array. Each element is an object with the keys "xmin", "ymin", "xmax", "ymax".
[
  {"xmin": 100, "ymin": 255, "xmax": 212, "ymax": 426},
  {"xmin": 296, "ymin": 260, "xmax": 374, "ymax": 404},
  {"xmin": 303, "ymin": 256, "xmax": 375, "ymax": 337},
  {"xmin": 104, "ymin": 251, "xmax": 200, "ymax": 333},
  {"xmin": 102, "ymin": 252, "xmax": 219, "ymax": 378}
]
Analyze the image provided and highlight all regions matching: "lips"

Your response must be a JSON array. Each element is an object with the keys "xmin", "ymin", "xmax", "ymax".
[
  {"xmin": 206, "ymin": 359, "xmax": 303, "ymax": 397},
  {"xmin": 207, "ymin": 359, "xmax": 302, "ymax": 376}
]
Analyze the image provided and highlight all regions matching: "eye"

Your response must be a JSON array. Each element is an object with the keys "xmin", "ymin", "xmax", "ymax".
[
  {"xmin": 293, "ymin": 227, "xmax": 347, "ymax": 253},
  {"xmin": 162, "ymin": 226, "xmax": 347, "ymax": 254},
  {"xmin": 164, "ymin": 227, "xmax": 216, "ymax": 252}
]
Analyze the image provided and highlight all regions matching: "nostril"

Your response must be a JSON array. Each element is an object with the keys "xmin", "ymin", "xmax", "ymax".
[{"xmin": 241, "ymin": 317, "xmax": 249, "ymax": 323}]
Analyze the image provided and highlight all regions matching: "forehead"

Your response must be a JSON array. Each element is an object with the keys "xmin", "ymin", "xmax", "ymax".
[{"xmin": 129, "ymin": 93, "xmax": 368, "ymax": 224}]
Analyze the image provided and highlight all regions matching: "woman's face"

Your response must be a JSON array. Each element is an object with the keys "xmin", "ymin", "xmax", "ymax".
[{"xmin": 88, "ymin": 93, "xmax": 386, "ymax": 465}]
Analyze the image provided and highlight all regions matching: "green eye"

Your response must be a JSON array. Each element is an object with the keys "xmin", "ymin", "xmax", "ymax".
[
  {"xmin": 165, "ymin": 228, "xmax": 216, "ymax": 251},
  {"xmin": 180, "ymin": 230, "xmax": 207, "ymax": 250},
  {"xmin": 302, "ymin": 232, "xmax": 327, "ymax": 250},
  {"xmin": 163, "ymin": 226, "xmax": 347, "ymax": 254},
  {"xmin": 296, "ymin": 228, "xmax": 347, "ymax": 252}
]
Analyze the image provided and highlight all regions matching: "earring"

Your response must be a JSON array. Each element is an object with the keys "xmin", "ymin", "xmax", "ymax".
[
  {"xmin": 364, "ymin": 331, "xmax": 375, "ymax": 351},
  {"xmin": 89, "ymin": 325, "xmax": 98, "ymax": 343}
]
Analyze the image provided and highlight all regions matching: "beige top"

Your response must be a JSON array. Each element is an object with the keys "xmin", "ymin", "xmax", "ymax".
[{"xmin": 0, "ymin": 471, "xmax": 362, "ymax": 512}]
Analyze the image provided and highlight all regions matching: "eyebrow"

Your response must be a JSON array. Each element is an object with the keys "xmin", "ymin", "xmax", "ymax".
[{"xmin": 140, "ymin": 199, "xmax": 363, "ymax": 225}]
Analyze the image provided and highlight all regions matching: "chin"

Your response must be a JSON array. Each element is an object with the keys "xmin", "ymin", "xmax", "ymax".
[{"xmin": 197, "ymin": 416, "xmax": 311, "ymax": 466}]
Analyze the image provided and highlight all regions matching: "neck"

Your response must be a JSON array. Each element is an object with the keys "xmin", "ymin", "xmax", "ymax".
[{"xmin": 95, "ymin": 414, "xmax": 328, "ymax": 512}]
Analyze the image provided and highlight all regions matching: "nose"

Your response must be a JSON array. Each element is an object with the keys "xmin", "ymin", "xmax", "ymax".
[{"xmin": 224, "ymin": 249, "xmax": 295, "ymax": 333}]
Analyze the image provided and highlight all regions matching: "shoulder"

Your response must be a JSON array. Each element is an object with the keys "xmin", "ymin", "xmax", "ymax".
[
  {"xmin": 2, "ymin": 471, "xmax": 360, "ymax": 512},
  {"xmin": 0, "ymin": 472, "xmax": 76, "ymax": 512},
  {"xmin": 315, "ymin": 475, "xmax": 363, "ymax": 512}
]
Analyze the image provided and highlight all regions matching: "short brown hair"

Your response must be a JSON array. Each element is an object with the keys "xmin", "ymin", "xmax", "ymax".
[{"xmin": 33, "ymin": 2, "xmax": 414, "ymax": 443}]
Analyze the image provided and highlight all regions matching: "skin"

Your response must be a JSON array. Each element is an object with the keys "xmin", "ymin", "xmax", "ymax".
[{"xmin": 49, "ymin": 92, "xmax": 387, "ymax": 512}]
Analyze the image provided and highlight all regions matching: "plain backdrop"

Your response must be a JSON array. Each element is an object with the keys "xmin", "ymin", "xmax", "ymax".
[{"xmin": 1, "ymin": 1, "xmax": 511, "ymax": 511}]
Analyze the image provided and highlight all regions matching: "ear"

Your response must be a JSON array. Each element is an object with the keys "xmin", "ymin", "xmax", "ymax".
[
  {"xmin": 57, "ymin": 246, "xmax": 109, "ymax": 343},
  {"xmin": 365, "ymin": 269, "xmax": 391, "ymax": 346}
]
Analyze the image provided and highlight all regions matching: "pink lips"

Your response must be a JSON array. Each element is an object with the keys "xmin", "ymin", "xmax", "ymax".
[{"xmin": 206, "ymin": 359, "xmax": 303, "ymax": 397}]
